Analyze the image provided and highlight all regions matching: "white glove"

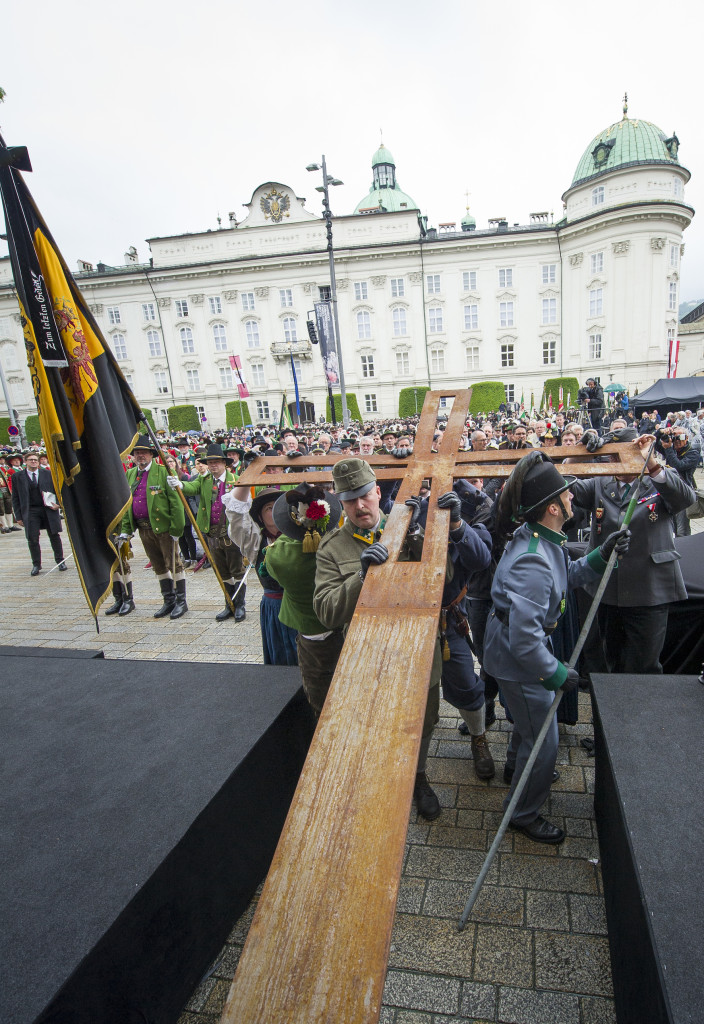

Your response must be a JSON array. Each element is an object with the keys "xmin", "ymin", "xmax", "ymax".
[
  {"xmin": 170, "ymin": 534, "xmax": 180, "ymax": 543},
  {"xmin": 166, "ymin": 475, "xmax": 183, "ymax": 489},
  {"xmin": 116, "ymin": 533, "xmax": 132, "ymax": 543}
]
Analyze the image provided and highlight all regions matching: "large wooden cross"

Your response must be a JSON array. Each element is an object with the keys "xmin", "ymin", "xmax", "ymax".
[{"xmin": 220, "ymin": 391, "xmax": 644, "ymax": 1024}]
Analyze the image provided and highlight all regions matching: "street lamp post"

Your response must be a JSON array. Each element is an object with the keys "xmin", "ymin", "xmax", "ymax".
[
  {"xmin": 413, "ymin": 388, "xmax": 418, "ymax": 415},
  {"xmin": 306, "ymin": 156, "xmax": 350, "ymax": 429}
]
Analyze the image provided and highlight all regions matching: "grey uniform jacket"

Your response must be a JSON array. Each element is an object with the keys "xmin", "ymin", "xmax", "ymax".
[
  {"xmin": 483, "ymin": 522, "xmax": 607, "ymax": 690},
  {"xmin": 570, "ymin": 468, "xmax": 695, "ymax": 607}
]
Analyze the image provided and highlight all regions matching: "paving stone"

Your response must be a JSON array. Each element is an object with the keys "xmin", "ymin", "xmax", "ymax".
[
  {"xmin": 431, "ymin": 757, "xmax": 481, "ymax": 785},
  {"xmin": 184, "ymin": 976, "xmax": 216, "ymax": 1012},
  {"xmin": 426, "ymin": 824, "xmax": 487, "ymax": 850},
  {"xmin": 407, "ymin": 820, "xmax": 431, "ymax": 845},
  {"xmin": 405, "ymin": 846, "xmax": 499, "ymax": 885},
  {"xmin": 569, "ymin": 894, "xmax": 608, "ymax": 935},
  {"xmin": 473, "ymin": 924, "xmax": 533, "ymax": 987},
  {"xmin": 500, "ymin": 853, "xmax": 598, "ymax": 893},
  {"xmin": 456, "ymin": 787, "xmax": 507, "ymax": 811},
  {"xmin": 456, "ymin": 808, "xmax": 484, "ymax": 830},
  {"xmin": 550, "ymin": 765, "xmax": 586, "ymax": 792},
  {"xmin": 560, "ymin": 836, "xmax": 600, "ymax": 860},
  {"xmin": 382, "ymin": 969, "xmax": 462, "ymax": 1015},
  {"xmin": 379, "ymin": 1008, "xmax": 396, "ymax": 1024},
  {"xmin": 458, "ymin": 981, "xmax": 498, "ymax": 1019},
  {"xmin": 564, "ymin": 815, "xmax": 593, "ymax": 837},
  {"xmin": 547, "ymin": 791, "xmax": 595, "ymax": 818},
  {"xmin": 525, "ymin": 890, "xmax": 569, "ymax": 931},
  {"xmin": 511, "ymin": 832, "xmax": 560, "ymax": 857},
  {"xmin": 389, "ymin": 913, "xmax": 474, "ymax": 975},
  {"xmin": 209, "ymin": 942, "xmax": 242, "ymax": 978},
  {"xmin": 394, "ymin": 1011, "xmax": 433, "ymax": 1023},
  {"xmin": 397, "ymin": 876, "xmax": 427, "ymax": 914},
  {"xmin": 580, "ymin": 995, "xmax": 618, "ymax": 1024},
  {"xmin": 497, "ymin": 986, "xmax": 580, "ymax": 1023},
  {"xmin": 201, "ymin": 977, "xmax": 231, "ymax": 1015},
  {"xmin": 534, "ymin": 931, "xmax": 613, "ymax": 997},
  {"xmin": 423, "ymin": 880, "xmax": 524, "ymax": 926}
]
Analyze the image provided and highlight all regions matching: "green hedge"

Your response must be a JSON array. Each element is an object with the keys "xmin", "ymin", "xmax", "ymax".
[
  {"xmin": 468, "ymin": 381, "xmax": 506, "ymax": 414},
  {"xmin": 167, "ymin": 404, "xmax": 200, "ymax": 432},
  {"xmin": 24, "ymin": 414, "xmax": 43, "ymax": 444},
  {"xmin": 0, "ymin": 416, "xmax": 11, "ymax": 440},
  {"xmin": 137, "ymin": 409, "xmax": 156, "ymax": 434},
  {"xmin": 326, "ymin": 393, "xmax": 362, "ymax": 423},
  {"xmin": 543, "ymin": 376, "xmax": 580, "ymax": 410},
  {"xmin": 225, "ymin": 400, "xmax": 251, "ymax": 429},
  {"xmin": 398, "ymin": 386, "xmax": 430, "ymax": 418}
]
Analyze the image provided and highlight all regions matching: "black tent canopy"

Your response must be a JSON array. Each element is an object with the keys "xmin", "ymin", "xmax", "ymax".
[{"xmin": 633, "ymin": 377, "xmax": 704, "ymax": 414}]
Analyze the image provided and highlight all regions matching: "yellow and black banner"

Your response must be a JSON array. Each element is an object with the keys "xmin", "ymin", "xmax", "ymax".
[{"xmin": 0, "ymin": 134, "xmax": 142, "ymax": 615}]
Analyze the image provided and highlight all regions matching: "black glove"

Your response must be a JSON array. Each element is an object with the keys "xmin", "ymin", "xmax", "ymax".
[
  {"xmin": 404, "ymin": 496, "xmax": 422, "ymax": 532},
  {"xmin": 286, "ymin": 450, "xmax": 303, "ymax": 459},
  {"xmin": 392, "ymin": 448, "xmax": 409, "ymax": 459},
  {"xmin": 560, "ymin": 667, "xmax": 580, "ymax": 693},
  {"xmin": 243, "ymin": 450, "xmax": 260, "ymax": 464},
  {"xmin": 583, "ymin": 429, "xmax": 601, "ymax": 453},
  {"xmin": 437, "ymin": 490, "xmax": 462, "ymax": 521},
  {"xmin": 599, "ymin": 527, "xmax": 631, "ymax": 561},
  {"xmin": 359, "ymin": 541, "xmax": 388, "ymax": 579}
]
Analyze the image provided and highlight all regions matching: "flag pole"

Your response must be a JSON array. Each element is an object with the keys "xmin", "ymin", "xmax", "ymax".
[{"xmin": 139, "ymin": 414, "xmax": 236, "ymax": 615}]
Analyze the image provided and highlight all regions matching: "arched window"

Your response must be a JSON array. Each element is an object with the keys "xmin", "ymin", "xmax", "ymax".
[
  {"xmin": 356, "ymin": 311, "xmax": 371, "ymax": 339},
  {"xmin": 283, "ymin": 317, "xmax": 297, "ymax": 343},
  {"xmin": 112, "ymin": 333, "xmax": 127, "ymax": 359},
  {"xmin": 592, "ymin": 185, "xmax": 605, "ymax": 206},
  {"xmin": 245, "ymin": 320, "xmax": 260, "ymax": 348},
  {"xmin": 146, "ymin": 330, "xmax": 161, "ymax": 357},
  {"xmin": 180, "ymin": 326, "xmax": 195, "ymax": 354},
  {"xmin": 213, "ymin": 324, "xmax": 228, "ymax": 351}
]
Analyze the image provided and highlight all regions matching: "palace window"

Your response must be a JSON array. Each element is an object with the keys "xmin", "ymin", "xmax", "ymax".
[
  {"xmin": 392, "ymin": 308, "xmax": 407, "ymax": 336},
  {"xmin": 464, "ymin": 304, "xmax": 479, "ymax": 330},
  {"xmin": 245, "ymin": 320, "xmax": 260, "ymax": 348},
  {"xmin": 498, "ymin": 268, "xmax": 512, "ymax": 288},
  {"xmin": 147, "ymin": 329, "xmax": 161, "ymax": 357},
  {"xmin": 462, "ymin": 270, "xmax": 477, "ymax": 291},
  {"xmin": 142, "ymin": 302, "xmax": 156, "ymax": 321},
  {"xmin": 589, "ymin": 333, "xmax": 602, "ymax": 359},
  {"xmin": 543, "ymin": 338, "xmax": 556, "ymax": 364},
  {"xmin": 208, "ymin": 296, "xmax": 222, "ymax": 315},
  {"xmin": 396, "ymin": 351, "xmax": 410, "ymax": 375},
  {"xmin": 154, "ymin": 371, "xmax": 168, "ymax": 394},
  {"xmin": 592, "ymin": 185, "xmax": 605, "ymax": 206},
  {"xmin": 364, "ymin": 393, "xmax": 378, "ymax": 413},
  {"xmin": 668, "ymin": 281, "xmax": 678, "ymax": 311},
  {"xmin": 591, "ymin": 252, "xmax": 604, "ymax": 274},
  {"xmin": 219, "ymin": 366, "xmax": 234, "ymax": 389},
  {"xmin": 361, "ymin": 354, "xmax": 375, "ymax": 378},
  {"xmin": 175, "ymin": 299, "xmax": 189, "ymax": 318},
  {"xmin": 589, "ymin": 288, "xmax": 603, "ymax": 317},
  {"xmin": 430, "ymin": 346, "xmax": 445, "ymax": 373},
  {"xmin": 186, "ymin": 369, "xmax": 201, "ymax": 391},
  {"xmin": 542, "ymin": 265, "xmax": 556, "ymax": 284},
  {"xmin": 466, "ymin": 345, "xmax": 479, "ymax": 371},
  {"xmin": 390, "ymin": 277, "xmax": 405, "ymax": 297},
  {"xmin": 426, "ymin": 274, "xmax": 441, "ymax": 294},
  {"xmin": 283, "ymin": 317, "xmax": 297, "ymax": 343},
  {"xmin": 280, "ymin": 289, "xmax": 293, "ymax": 308},
  {"xmin": 256, "ymin": 399, "xmax": 270, "ymax": 420},
  {"xmin": 499, "ymin": 301, "xmax": 514, "ymax": 328},
  {"xmin": 542, "ymin": 298, "xmax": 557, "ymax": 325},
  {"xmin": 354, "ymin": 282, "xmax": 368, "ymax": 301},
  {"xmin": 180, "ymin": 326, "xmax": 195, "ymax": 354},
  {"xmin": 242, "ymin": 292, "xmax": 255, "ymax": 311},
  {"xmin": 357, "ymin": 311, "xmax": 371, "ymax": 339},
  {"xmin": 112, "ymin": 333, "xmax": 127, "ymax": 359},
  {"xmin": 250, "ymin": 362, "xmax": 265, "ymax": 387},
  {"xmin": 428, "ymin": 307, "xmax": 443, "ymax": 333},
  {"xmin": 213, "ymin": 324, "xmax": 228, "ymax": 351},
  {"xmin": 107, "ymin": 306, "xmax": 121, "ymax": 325},
  {"xmin": 500, "ymin": 343, "xmax": 514, "ymax": 367}
]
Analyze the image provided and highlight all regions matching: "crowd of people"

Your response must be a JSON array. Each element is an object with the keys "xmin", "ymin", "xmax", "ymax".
[{"xmin": 2, "ymin": 384, "xmax": 702, "ymax": 841}]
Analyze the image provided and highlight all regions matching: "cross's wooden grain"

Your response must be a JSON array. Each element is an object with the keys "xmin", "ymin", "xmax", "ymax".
[{"xmin": 221, "ymin": 400, "xmax": 646, "ymax": 1024}]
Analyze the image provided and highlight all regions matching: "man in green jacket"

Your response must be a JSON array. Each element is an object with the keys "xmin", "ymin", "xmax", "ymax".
[
  {"xmin": 110, "ymin": 440, "xmax": 187, "ymax": 619},
  {"xmin": 168, "ymin": 443, "xmax": 246, "ymax": 621},
  {"xmin": 313, "ymin": 458, "xmax": 443, "ymax": 821}
]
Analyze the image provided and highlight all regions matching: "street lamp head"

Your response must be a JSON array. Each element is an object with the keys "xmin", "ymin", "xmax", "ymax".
[
  {"xmin": 315, "ymin": 185, "xmax": 326, "ymax": 193},
  {"xmin": 306, "ymin": 163, "xmax": 320, "ymax": 172},
  {"xmin": 330, "ymin": 178, "xmax": 344, "ymax": 187}
]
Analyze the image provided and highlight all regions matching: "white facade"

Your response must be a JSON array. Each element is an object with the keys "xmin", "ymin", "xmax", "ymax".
[{"xmin": 0, "ymin": 143, "xmax": 697, "ymax": 430}]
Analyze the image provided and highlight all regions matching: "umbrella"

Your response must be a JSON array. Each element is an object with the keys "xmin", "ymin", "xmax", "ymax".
[{"xmin": 606, "ymin": 382, "xmax": 627, "ymax": 393}]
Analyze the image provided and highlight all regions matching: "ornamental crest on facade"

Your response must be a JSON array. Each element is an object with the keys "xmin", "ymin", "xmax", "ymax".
[{"xmin": 260, "ymin": 188, "xmax": 291, "ymax": 223}]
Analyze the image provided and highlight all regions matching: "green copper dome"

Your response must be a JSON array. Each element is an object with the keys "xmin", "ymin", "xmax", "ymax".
[
  {"xmin": 461, "ymin": 209, "xmax": 476, "ymax": 231},
  {"xmin": 354, "ymin": 142, "xmax": 418, "ymax": 215},
  {"xmin": 372, "ymin": 143, "xmax": 394, "ymax": 166},
  {"xmin": 571, "ymin": 112, "xmax": 683, "ymax": 187}
]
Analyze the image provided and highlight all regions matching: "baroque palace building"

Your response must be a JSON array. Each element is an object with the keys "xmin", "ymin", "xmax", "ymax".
[{"xmin": 0, "ymin": 101, "xmax": 697, "ymax": 429}]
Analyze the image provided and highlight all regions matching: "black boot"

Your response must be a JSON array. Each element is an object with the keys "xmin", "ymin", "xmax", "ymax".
[
  {"xmin": 105, "ymin": 581, "xmax": 125, "ymax": 615},
  {"xmin": 215, "ymin": 583, "xmax": 236, "ymax": 621},
  {"xmin": 170, "ymin": 578, "xmax": 188, "ymax": 619},
  {"xmin": 413, "ymin": 772, "xmax": 441, "ymax": 821},
  {"xmin": 118, "ymin": 581, "xmax": 135, "ymax": 616},
  {"xmin": 154, "ymin": 578, "xmax": 176, "ymax": 618},
  {"xmin": 234, "ymin": 582, "xmax": 246, "ymax": 622}
]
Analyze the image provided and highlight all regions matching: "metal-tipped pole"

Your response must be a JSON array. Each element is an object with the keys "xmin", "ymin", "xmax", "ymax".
[{"xmin": 458, "ymin": 440, "xmax": 656, "ymax": 931}]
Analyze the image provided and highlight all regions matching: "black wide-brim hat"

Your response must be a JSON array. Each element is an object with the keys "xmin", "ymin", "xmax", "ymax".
[
  {"xmin": 518, "ymin": 454, "xmax": 576, "ymax": 518},
  {"xmin": 250, "ymin": 488, "xmax": 283, "ymax": 527},
  {"xmin": 272, "ymin": 490, "xmax": 342, "ymax": 542},
  {"xmin": 204, "ymin": 442, "xmax": 233, "ymax": 464},
  {"xmin": 132, "ymin": 439, "xmax": 159, "ymax": 455}
]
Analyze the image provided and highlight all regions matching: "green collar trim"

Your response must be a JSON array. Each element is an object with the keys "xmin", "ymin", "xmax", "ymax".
[{"xmin": 528, "ymin": 521, "xmax": 567, "ymax": 547}]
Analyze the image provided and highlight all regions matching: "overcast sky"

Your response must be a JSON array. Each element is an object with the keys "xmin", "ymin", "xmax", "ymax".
[{"xmin": 2, "ymin": 0, "xmax": 702, "ymax": 302}]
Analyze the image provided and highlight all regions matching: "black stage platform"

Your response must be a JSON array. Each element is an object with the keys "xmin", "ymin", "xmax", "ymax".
[
  {"xmin": 0, "ymin": 651, "xmax": 315, "ymax": 1024},
  {"xmin": 592, "ymin": 673, "xmax": 704, "ymax": 1024}
]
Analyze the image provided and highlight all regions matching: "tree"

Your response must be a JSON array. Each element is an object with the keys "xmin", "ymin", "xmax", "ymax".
[
  {"xmin": 326, "ymin": 393, "xmax": 362, "ymax": 423},
  {"xmin": 398, "ymin": 387, "xmax": 430, "ymax": 418},
  {"xmin": 24, "ymin": 414, "xmax": 43, "ymax": 444},
  {"xmin": 543, "ymin": 376, "xmax": 580, "ymax": 411},
  {"xmin": 167, "ymin": 404, "xmax": 200, "ymax": 432},
  {"xmin": 225, "ymin": 400, "xmax": 251, "ymax": 429},
  {"xmin": 468, "ymin": 381, "xmax": 506, "ymax": 415}
]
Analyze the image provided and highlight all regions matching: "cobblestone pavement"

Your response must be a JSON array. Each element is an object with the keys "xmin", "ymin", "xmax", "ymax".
[{"xmin": 3, "ymin": 496, "xmax": 701, "ymax": 1024}]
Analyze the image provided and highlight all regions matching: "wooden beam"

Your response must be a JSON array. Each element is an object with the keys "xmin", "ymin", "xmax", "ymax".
[{"xmin": 220, "ymin": 391, "xmax": 470, "ymax": 1024}]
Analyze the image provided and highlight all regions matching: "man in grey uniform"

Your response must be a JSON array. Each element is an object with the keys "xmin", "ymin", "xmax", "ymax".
[{"xmin": 483, "ymin": 452, "xmax": 630, "ymax": 844}]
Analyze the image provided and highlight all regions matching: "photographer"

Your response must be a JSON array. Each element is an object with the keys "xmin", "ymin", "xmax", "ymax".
[
  {"xmin": 577, "ymin": 377, "xmax": 605, "ymax": 432},
  {"xmin": 656, "ymin": 426, "xmax": 699, "ymax": 536}
]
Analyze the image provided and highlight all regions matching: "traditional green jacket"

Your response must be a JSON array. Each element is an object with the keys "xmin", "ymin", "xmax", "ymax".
[
  {"xmin": 182, "ymin": 470, "xmax": 238, "ymax": 534},
  {"xmin": 121, "ymin": 461, "xmax": 184, "ymax": 536},
  {"xmin": 264, "ymin": 535, "xmax": 327, "ymax": 635}
]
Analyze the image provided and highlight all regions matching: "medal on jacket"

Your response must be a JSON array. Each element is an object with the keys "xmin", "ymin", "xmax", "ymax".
[
  {"xmin": 647, "ymin": 502, "xmax": 658, "ymax": 522},
  {"xmin": 595, "ymin": 506, "xmax": 604, "ymax": 535}
]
